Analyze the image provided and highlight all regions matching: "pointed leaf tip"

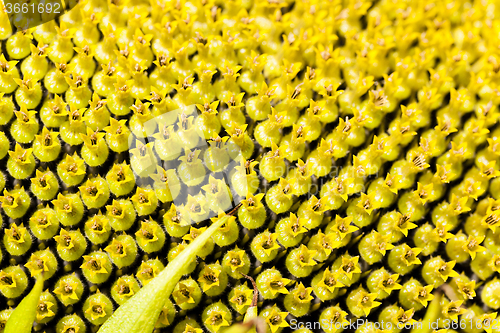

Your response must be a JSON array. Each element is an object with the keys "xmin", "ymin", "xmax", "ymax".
[
  {"xmin": 97, "ymin": 209, "xmax": 238, "ymax": 333},
  {"xmin": 5, "ymin": 276, "xmax": 44, "ymax": 333}
]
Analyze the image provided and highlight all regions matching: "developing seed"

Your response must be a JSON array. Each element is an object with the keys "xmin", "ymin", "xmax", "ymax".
[
  {"xmin": 383, "ymin": 278, "xmax": 394, "ymax": 286},
  {"xmin": 64, "ymin": 284, "xmax": 73, "ymax": 294},
  {"xmin": 118, "ymin": 285, "xmax": 130, "ymax": 295},
  {"xmin": 270, "ymin": 315, "xmax": 281, "ymax": 325},
  {"xmin": 325, "ymin": 276, "xmax": 336, "ymax": 287},
  {"xmin": 343, "ymin": 262, "xmax": 354, "ymax": 273},
  {"xmin": 93, "ymin": 305, "xmax": 103, "ymax": 314},
  {"xmin": 141, "ymin": 228, "xmax": 154, "ymax": 239},
  {"xmin": 204, "ymin": 273, "xmax": 218, "ymax": 283},
  {"xmin": 0, "ymin": 275, "xmax": 13, "ymax": 285},
  {"xmin": 235, "ymin": 295, "xmax": 245, "ymax": 305},
  {"xmin": 87, "ymin": 186, "xmax": 98, "ymax": 196},
  {"xmin": 138, "ymin": 193, "xmax": 148, "ymax": 204},
  {"xmin": 89, "ymin": 259, "xmax": 100, "ymax": 270},
  {"xmin": 270, "ymin": 280, "xmax": 283, "ymax": 288}
]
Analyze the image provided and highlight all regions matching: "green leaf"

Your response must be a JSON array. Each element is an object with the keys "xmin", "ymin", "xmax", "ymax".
[
  {"xmin": 222, "ymin": 323, "xmax": 256, "ymax": 333},
  {"xmin": 242, "ymin": 273, "xmax": 258, "ymax": 323},
  {"xmin": 5, "ymin": 276, "xmax": 44, "ymax": 333},
  {"xmin": 223, "ymin": 312, "xmax": 266, "ymax": 333},
  {"xmin": 97, "ymin": 213, "xmax": 232, "ymax": 333},
  {"xmin": 225, "ymin": 273, "xmax": 262, "ymax": 333},
  {"xmin": 411, "ymin": 292, "xmax": 442, "ymax": 333}
]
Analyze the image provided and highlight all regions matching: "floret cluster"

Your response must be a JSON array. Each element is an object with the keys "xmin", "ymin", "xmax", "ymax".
[{"xmin": 1, "ymin": 0, "xmax": 500, "ymax": 332}]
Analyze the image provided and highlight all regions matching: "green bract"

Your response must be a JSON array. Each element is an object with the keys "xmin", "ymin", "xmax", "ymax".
[
  {"xmin": 4, "ymin": 276, "xmax": 43, "ymax": 333},
  {"xmin": 97, "ymin": 212, "xmax": 233, "ymax": 333}
]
